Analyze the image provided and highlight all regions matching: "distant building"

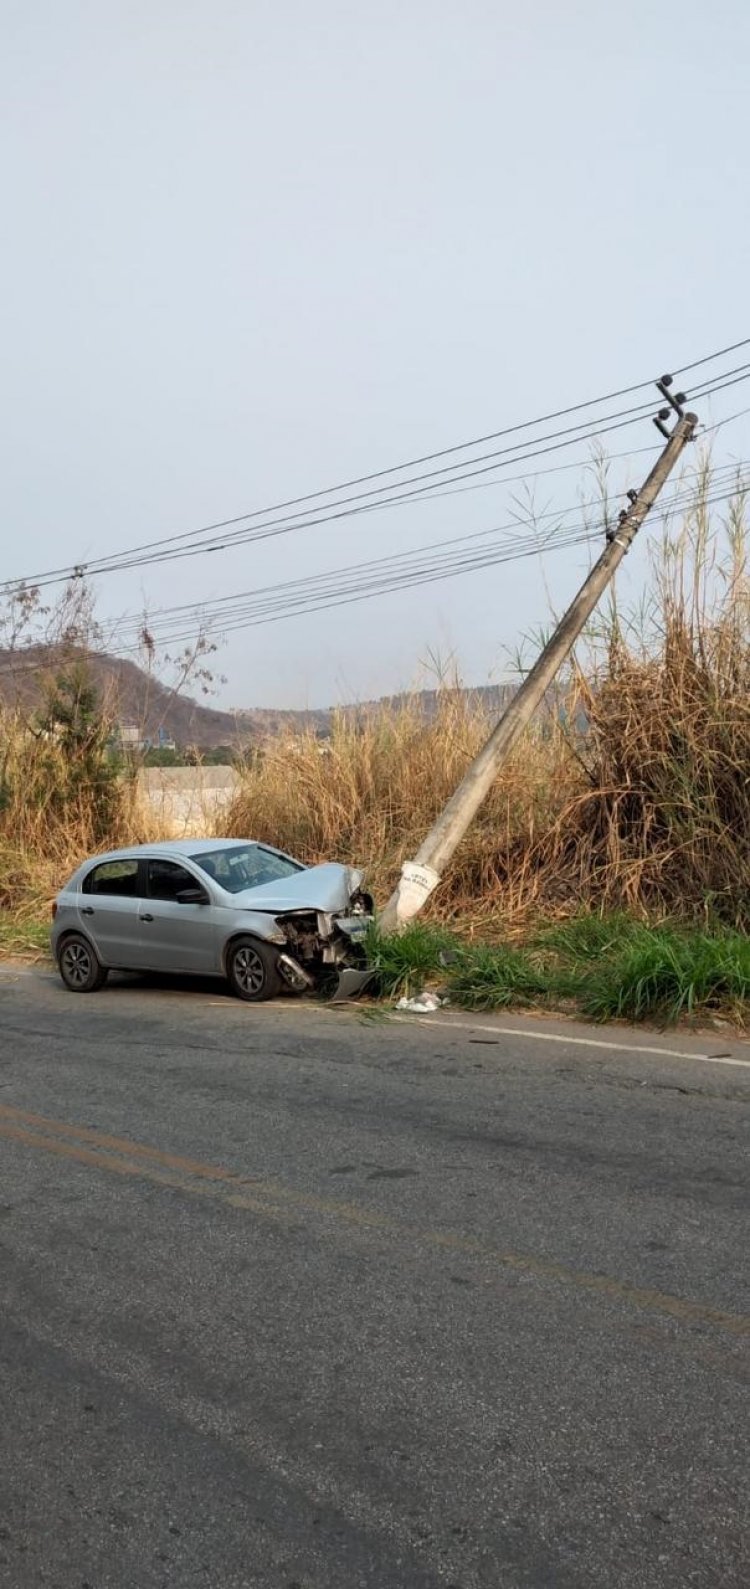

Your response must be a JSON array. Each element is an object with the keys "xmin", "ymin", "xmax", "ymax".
[{"xmin": 116, "ymin": 723, "xmax": 176, "ymax": 752}]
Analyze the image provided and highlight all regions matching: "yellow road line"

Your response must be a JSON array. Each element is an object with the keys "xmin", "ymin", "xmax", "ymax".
[
  {"xmin": 1, "ymin": 1104, "xmax": 748, "ymax": 1340},
  {"xmin": 0, "ymin": 1121, "xmax": 291, "ymax": 1219},
  {"xmin": 0, "ymin": 1101, "xmax": 267, "ymax": 1188}
]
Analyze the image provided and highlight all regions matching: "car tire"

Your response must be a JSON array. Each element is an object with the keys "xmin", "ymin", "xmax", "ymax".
[
  {"xmin": 57, "ymin": 933, "xmax": 109, "ymax": 993},
  {"xmin": 226, "ymin": 936, "xmax": 282, "ymax": 1003}
]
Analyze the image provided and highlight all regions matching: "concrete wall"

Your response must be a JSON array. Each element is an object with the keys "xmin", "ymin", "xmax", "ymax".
[{"xmin": 136, "ymin": 766, "xmax": 241, "ymax": 838}]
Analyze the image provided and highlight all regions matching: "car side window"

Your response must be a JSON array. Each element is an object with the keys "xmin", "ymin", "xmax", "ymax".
[
  {"xmin": 82, "ymin": 860, "xmax": 139, "ymax": 898},
  {"xmin": 146, "ymin": 859, "xmax": 200, "ymax": 902}
]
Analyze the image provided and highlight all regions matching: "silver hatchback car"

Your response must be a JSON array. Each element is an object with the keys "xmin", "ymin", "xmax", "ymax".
[{"xmin": 51, "ymin": 839, "xmax": 374, "ymax": 1001}]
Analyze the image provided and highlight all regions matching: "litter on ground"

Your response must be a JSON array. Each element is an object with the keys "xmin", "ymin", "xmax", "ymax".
[{"xmin": 395, "ymin": 992, "xmax": 447, "ymax": 1013}]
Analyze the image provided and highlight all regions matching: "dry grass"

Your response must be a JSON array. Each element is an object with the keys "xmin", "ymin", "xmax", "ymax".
[
  {"xmin": 548, "ymin": 497, "xmax": 750, "ymax": 927},
  {"xmin": 0, "ymin": 704, "xmax": 152, "ymax": 920},
  {"xmin": 226, "ymin": 495, "xmax": 750, "ymax": 933},
  {"xmin": 225, "ymin": 693, "xmax": 580, "ymax": 931}
]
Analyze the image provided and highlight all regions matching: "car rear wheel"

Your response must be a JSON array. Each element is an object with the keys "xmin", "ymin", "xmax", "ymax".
[
  {"xmin": 58, "ymin": 934, "xmax": 108, "ymax": 993},
  {"xmin": 226, "ymin": 937, "xmax": 282, "ymax": 1003}
]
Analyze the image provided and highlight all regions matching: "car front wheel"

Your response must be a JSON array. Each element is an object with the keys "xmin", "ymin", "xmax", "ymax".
[
  {"xmin": 226, "ymin": 937, "xmax": 282, "ymax": 1003},
  {"xmin": 58, "ymin": 934, "xmax": 109, "ymax": 993}
]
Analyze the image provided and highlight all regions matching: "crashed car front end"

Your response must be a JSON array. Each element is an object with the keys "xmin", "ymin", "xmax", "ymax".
[
  {"xmin": 230, "ymin": 862, "xmax": 375, "ymax": 996},
  {"xmin": 274, "ymin": 891, "xmax": 374, "ymax": 995}
]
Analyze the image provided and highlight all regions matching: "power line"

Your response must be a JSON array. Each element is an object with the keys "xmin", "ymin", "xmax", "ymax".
[
  {"xmin": 85, "ymin": 406, "xmax": 662, "ymax": 577},
  {"xmin": 86, "ymin": 340, "xmax": 750, "ymax": 566},
  {"xmin": 109, "ymin": 444, "xmax": 750, "ymax": 636},
  {"xmin": 691, "ymin": 367, "xmax": 750, "ymax": 403},
  {"xmin": 111, "ymin": 514, "xmax": 598, "ymax": 640},
  {"xmin": 3, "ymin": 338, "xmax": 749, "ymax": 593},
  {"xmin": 675, "ymin": 337, "xmax": 750, "ymax": 375},
  {"xmin": 107, "ymin": 468, "xmax": 750, "ymax": 653},
  {"xmin": 7, "ymin": 381, "xmax": 729, "ymax": 592},
  {"xmin": 2, "ymin": 396, "xmax": 664, "ymax": 590},
  {"xmin": 6, "ymin": 466, "xmax": 748, "ymax": 680},
  {"xmin": 340, "ymin": 401, "xmax": 750, "ymax": 513},
  {"xmin": 0, "ymin": 523, "xmax": 602, "ymax": 675},
  {"xmin": 109, "ymin": 455, "xmax": 747, "ymax": 641},
  {"xmin": 111, "ymin": 529, "xmax": 601, "ymax": 656}
]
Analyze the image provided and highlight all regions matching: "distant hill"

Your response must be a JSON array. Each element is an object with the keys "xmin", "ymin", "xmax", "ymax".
[
  {"xmin": 0, "ymin": 645, "xmax": 245, "ymax": 748},
  {"xmin": 0, "ymin": 644, "xmax": 519, "ymax": 749}
]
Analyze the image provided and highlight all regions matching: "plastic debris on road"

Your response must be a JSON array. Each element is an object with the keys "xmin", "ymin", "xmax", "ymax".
[{"xmin": 395, "ymin": 991, "xmax": 447, "ymax": 1013}]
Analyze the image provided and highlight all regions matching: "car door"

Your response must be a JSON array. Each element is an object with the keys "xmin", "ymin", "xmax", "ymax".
[
  {"xmin": 136, "ymin": 857, "xmax": 222, "ymax": 974},
  {"xmin": 76, "ymin": 858, "xmax": 143, "ymax": 967}
]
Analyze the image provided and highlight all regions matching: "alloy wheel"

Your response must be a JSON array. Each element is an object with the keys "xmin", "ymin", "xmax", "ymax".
[
  {"xmin": 232, "ymin": 945, "xmax": 266, "ymax": 996},
  {"xmin": 61, "ymin": 941, "xmax": 93, "ymax": 988}
]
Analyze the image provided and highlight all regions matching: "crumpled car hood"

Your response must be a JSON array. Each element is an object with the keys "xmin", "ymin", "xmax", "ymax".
[{"xmin": 231, "ymin": 862, "xmax": 365, "ymax": 914}]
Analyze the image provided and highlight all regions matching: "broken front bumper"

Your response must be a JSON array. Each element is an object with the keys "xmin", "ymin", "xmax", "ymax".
[
  {"xmin": 331, "ymin": 964, "xmax": 375, "ymax": 1001},
  {"xmin": 328, "ymin": 912, "xmax": 375, "ymax": 999}
]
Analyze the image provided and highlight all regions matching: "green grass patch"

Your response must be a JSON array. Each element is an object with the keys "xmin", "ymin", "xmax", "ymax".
[
  {"xmin": 364, "ymin": 921, "xmax": 454, "ymax": 999},
  {"xmin": 443, "ymin": 942, "xmax": 548, "ymax": 1011},
  {"xmin": 369, "ymin": 913, "xmax": 750, "ymax": 1028},
  {"xmin": 0, "ymin": 911, "xmax": 50, "ymax": 960},
  {"xmin": 579, "ymin": 925, "xmax": 750, "ymax": 1025},
  {"xmin": 366, "ymin": 924, "xmax": 549, "ymax": 1012}
]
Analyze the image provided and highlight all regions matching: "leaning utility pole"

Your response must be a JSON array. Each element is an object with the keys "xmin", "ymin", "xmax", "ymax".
[{"xmin": 380, "ymin": 384, "xmax": 698, "ymax": 932}]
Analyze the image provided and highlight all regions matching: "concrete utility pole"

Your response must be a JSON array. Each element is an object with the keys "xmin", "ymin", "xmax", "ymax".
[{"xmin": 380, "ymin": 397, "xmax": 698, "ymax": 933}]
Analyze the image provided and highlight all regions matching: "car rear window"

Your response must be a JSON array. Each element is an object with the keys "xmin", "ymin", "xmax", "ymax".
[{"xmin": 82, "ymin": 859, "xmax": 139, "ymax": 897}]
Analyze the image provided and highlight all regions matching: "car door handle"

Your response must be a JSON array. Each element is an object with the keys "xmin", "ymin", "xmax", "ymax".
[
  {"xmin": 81, "ymin": 906, "xmax": 95, "ymax": 916},
  {"xmin": 139, "ymin": 913, "xmax": 154, "ymax": 923}
]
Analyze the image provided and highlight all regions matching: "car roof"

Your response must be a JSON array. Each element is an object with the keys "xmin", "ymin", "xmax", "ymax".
[{"xmin": 77, "ymin": 838, "xmax": 260, "ymax": 866}]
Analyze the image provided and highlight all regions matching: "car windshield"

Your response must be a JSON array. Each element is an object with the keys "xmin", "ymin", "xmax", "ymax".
[{"xmin": 190, "ymin": 844, "xmax": 303, "ymax": 894}]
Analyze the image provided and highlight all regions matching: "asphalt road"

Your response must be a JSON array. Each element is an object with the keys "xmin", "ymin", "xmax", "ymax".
[{"xmin": 1, "ymin": 966, "xmax": 749, "ymax": 1588}]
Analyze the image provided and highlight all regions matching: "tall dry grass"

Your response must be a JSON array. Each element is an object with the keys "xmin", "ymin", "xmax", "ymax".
[
  {"xmin": 226, "ymin": 491, "xmax": 750, "ymax": 932},
  {"xmin": 553, "ymin": 486, "xmax": 750, "ymax": 926},
  {"xmin": 225, "ymin": 693, "xmax": 580, "ymax": 930},
  {"xmin": 0, "ymin": 703, "xmax": 149, "ymax": 918}
]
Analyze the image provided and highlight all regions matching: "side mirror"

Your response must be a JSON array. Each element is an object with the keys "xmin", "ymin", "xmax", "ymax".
[{"xmin": 176, "ymin": 887, "xmax": 209, "ymax": 905}]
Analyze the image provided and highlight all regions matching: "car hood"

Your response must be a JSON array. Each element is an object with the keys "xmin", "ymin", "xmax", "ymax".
[{"xmin": 230, "ymin": 862, "xmax": 365, "ymax": 914}]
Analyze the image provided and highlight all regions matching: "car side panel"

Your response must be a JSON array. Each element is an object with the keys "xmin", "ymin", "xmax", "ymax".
[
  {"xmin": 125, "ymin": 904, "xmax": 285, "ymax": 977},
  {"xmin": 134, "ymin": 898, "xmax": 226, "ymax": 974},
  {"xmin": 128, "ymin": 904, "xmax": 286, "ymax": 976},
  {"xmin": 78, "ymin": 893, "xmax": 144, "ymax": 967}
]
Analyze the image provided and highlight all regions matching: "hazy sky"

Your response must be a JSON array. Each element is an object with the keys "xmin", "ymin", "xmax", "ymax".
[{"xmin": 2, "ymin": 0, "xmax": 749, "ymax": 707}]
